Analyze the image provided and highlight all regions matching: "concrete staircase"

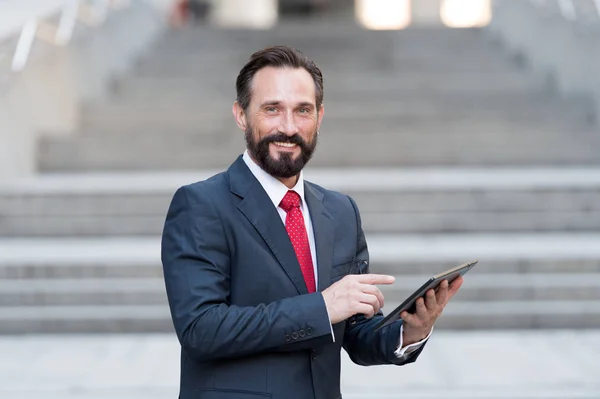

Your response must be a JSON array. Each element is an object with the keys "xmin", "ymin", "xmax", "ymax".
[
  {"xmin": 39, "ymin": 23, "xmax": 600, "ymax": 170},
  {"xmin": 2, "ymin": 170, "xmax": 600, "ymax": 237},
  {"xmin": 2, "ymin": 17, "xmax": 600, "ymax": 333}
]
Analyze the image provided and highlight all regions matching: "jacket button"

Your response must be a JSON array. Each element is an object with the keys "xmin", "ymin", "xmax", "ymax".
[
  {"xmin": 306, "ymin": 327, "xmax": 312, "ymax": 336},
  {"xmin": 299, "ymin": 329, "xmax": 306, "ymax": 338},
  {"xmin": 285, "ymin": 334, "xmax": 291, "ymax": 342},
  {"xmin": 291, "ymin": 332, "xmax": 299, "ymax": 340}
]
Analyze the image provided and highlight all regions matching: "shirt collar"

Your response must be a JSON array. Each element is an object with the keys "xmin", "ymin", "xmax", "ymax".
[{"xmin": 242, "ymin": 149, "xmax": 305, "ymax": 209}]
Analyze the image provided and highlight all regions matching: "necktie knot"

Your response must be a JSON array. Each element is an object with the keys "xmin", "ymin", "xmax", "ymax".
[{"xmin": 280, "ymin": 190, "xmax": 301, "ymax": 212}]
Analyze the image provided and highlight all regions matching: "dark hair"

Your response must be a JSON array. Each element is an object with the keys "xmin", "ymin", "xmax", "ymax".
[{"xmin": 236, "ymin": 45, "xmax": 324, "ymax": 111}]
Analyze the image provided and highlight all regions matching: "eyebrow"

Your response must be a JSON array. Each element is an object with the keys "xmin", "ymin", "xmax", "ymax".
[
  {"xmin": 260, "ymin": 101, "xmax": 281, "ymax": 107},
  {"xmin": 260, "ymin": 100, "xmax": 315, "ymax": 108}
]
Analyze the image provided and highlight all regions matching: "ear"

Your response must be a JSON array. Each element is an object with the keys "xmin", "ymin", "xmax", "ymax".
[
  {"xmin": 316, "ymin": 103, "xmax": 325, "ymax": 130},
  {"xmin": 232, "ymin": 101, "xmax": 248, "ymax": 131}
]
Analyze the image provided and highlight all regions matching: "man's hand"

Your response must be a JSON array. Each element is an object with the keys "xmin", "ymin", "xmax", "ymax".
[
  {"xmin": 322, "ymin": 274, "xmax": 395, "ymax": 325},
  {"xmin": 401, "ymin": 276, "xmax": 464, "ymax": 346}
]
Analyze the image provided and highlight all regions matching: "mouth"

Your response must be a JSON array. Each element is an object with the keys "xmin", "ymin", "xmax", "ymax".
[{"xmin": 272, "ymin": 142, "xmax": 298, "ymax": 149}]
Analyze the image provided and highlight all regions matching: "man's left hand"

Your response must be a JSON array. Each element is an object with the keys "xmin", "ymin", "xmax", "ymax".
[{"xmin": 400, "ymin": 276, "xmax": 464, "ymax": 346}]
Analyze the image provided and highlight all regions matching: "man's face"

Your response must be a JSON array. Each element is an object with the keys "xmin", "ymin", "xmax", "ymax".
[{"xmin": 235, "ymin": 66, "xmax": 324, "ymax": 179}]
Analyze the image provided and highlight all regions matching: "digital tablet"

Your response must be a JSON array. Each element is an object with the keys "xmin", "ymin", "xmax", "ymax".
[{"xmin": 373, "ymin": 260, "xmax": 478, "ymax": 331}]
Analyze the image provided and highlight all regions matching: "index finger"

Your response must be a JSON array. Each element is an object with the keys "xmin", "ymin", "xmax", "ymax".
[{"xmin": 356, "ymin": 274, "xmax": 395, "ymax": 285}]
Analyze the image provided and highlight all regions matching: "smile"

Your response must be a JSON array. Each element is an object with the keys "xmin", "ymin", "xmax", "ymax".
[{"xmin": 273, "ymin": 142, "xmax": 297, "ymax": 148}]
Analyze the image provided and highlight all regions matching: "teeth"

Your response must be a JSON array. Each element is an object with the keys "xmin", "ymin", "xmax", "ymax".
[{"xmin": 274, "ymin": 142, "xmax": 296, "ymax": 148}]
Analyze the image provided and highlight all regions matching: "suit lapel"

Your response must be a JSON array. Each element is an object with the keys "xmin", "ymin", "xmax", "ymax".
[
  {"xmin": 230, "ymin": 157, "xmax": 308, "ymax": 295},
  {"xmin": 304, "ymin": 183, "xmax": 335, "ymax": 292}
]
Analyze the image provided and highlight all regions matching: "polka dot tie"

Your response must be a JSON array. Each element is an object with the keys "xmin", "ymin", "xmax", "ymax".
[{"xmin": 279, "ymin": 190, "xmax": 316, "ymax": 293}]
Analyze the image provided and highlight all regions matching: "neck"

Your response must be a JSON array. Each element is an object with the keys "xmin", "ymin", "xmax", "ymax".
[{"xmin": 277, "ymin": 175, "xmax": 299, "ymax": 189}]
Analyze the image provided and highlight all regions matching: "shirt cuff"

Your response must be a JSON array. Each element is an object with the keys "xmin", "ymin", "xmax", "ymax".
[
  {"xmin": 394, "ymin": 324, "xmax": 433, "ymax": 358},
  {"xmin": 322, "ymin": 294, "xmax": 335, "ymax": 343}
]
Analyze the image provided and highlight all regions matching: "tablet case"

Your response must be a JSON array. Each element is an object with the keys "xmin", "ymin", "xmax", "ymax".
[{"xmin": 373, "ymin": 260, "xmax": 478, "ymax": 331}]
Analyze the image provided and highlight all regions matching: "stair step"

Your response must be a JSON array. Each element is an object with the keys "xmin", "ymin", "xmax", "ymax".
[
  {"xmin": 135, "ymin": 56, "xmax": 521, "ymax": 76},
  {"xmin": 38, "ymin": 132, "xmax": 600, "ymax": 171},
  {"xmin": 2, "ymin": 170, "xmax": 599, "ymax": 230},
  {"xmin": 0, "ymin": 305, "xmax": 173, "ymax": 334},
  {"xmin": 422, "ymin": 300, "xmax": 600, "ymax": 329},
  {"xmin": 4, "ymin": 169, "xmax": 597, "ymax": 192},
  {"xmin": 154, "ymin": 24, "xmax": 488, "ymax": 42},
  {"xmin": 151, "ymin": 44, "xmax": 500, "ymax": 63},
  {"xmin": 83, "ymin": 95, "xmax": 592, "ymax": 122},
  {"xmin": 366, "ymin": 233, "xmax": 600, "ymax": 264},
  {"xmin": 3, "ymin": 210, "xmax": 600, "ymax": 237},
  {"xmin": 4, "ymin": 211, "xmax": 600, "ymax": 237},
  {"xmin": 116, "ymin": 73, "xmax": 540, "ymax": 99},
  {"xmin": 79, "ymin": 105, "xmax": 590, "ymax": 131},
  {"xmin": 0, "ymin": 300, "xmax": 598, "ymax": 333},
  {"xmin": 150, "ymin": 29, "xmax": 493, "ymax": 52},
  {"xmin": 87, "ymin": 91, "xmax": 593, "ymax": 109},
  {"xmin": 71, "ymin": 120, "xmax": 595, "ymax": 137},
  {"xmin": 2, "ymin": 234, "xmax": 600, "ymax": 278},
  {"xmin": 2, "ymin": 170, "xmax": 600, "ymax": 236},
  {"xmin": 134, "ymin": 45, "xmax": 520, "ymax": 71},
  {"xmin": 2, "ymin": 274, "xmax": 600, "ymax": 307},
  {"xmin": 75, "ymin": 116, "xmax": 591, "ymax": 135},
  {"xmin": 3, "ymin": 194, "xmax": 600, "ymax": 236},
  {"xmin": 0, "ymin": 278, "xmax": 167, "ymax": 306}
]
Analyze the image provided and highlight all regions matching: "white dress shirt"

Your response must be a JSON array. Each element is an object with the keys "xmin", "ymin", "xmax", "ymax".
[{"xmin": 242, "ymin": 150, "xmax": 430, "ymax": 358}]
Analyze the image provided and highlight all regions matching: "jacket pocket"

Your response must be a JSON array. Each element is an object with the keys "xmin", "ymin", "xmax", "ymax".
[
  {"xmin": 330, "ymin": 258, "xmax": 354, "ymax": 282},
  {"xmin": 331, "ymin": 258, "xmax": 368, "ymax": 282}
]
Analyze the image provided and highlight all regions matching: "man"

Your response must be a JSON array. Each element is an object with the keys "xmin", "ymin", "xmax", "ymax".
[{"xmin": 161, "ymin": 45, "xmax": 463, "ymax": 399}]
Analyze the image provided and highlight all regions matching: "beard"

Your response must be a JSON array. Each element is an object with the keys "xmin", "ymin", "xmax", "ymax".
[{"xmin": 245, "ymin": 126, "xmax": 318, "ymax": 179}]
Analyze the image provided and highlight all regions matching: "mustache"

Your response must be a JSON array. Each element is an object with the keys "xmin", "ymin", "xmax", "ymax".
[{"xmin": 260, "ymin": 133, "xmax": 307, "ymax": 146}]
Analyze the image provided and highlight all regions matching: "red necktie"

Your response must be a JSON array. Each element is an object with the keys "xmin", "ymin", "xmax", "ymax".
[{"xmin": 279, "ymin": 190, "xmax": 316, "ymax": 293}]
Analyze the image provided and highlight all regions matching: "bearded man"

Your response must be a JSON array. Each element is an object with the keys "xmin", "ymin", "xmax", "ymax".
[{"xmin": 161, "ymin": 45, "xmax": 463, "ymax": 399}]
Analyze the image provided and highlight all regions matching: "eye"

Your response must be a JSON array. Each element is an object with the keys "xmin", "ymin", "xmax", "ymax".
[
  {"xmin": 298, "ymin": 108, "xmax": 310, "ymax": 114},
  {"xmin": 266, "ymin": 107, "xmax": 277, "ymax": 113}
]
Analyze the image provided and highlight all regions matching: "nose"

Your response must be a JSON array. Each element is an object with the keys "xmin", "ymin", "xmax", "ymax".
[{"xmin": 279, "ymin": 110, "xmax": 299, "ymax": 136}]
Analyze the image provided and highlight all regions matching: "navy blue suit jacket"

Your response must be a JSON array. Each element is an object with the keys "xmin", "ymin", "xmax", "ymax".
[{"xmin": 161, "ymin": 156, "xmax": 425, "ymax": 399}]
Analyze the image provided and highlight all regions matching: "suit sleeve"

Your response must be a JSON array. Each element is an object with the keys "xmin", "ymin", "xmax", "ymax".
[
  {"xmin": 342, "ymin": 196, "xmax": 427, "ymax": 366},
  {"xmin": 161, "ymin": 185, "xmax": 334, "ymax": 362}
]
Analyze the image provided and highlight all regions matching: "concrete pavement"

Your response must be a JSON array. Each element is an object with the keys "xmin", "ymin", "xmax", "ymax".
[{"xmin": 1, "ymin": 330, "xmax": 599, "ymax": 399}]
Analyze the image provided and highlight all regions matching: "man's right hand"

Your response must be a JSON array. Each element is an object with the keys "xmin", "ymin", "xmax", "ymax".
[{"xmin": 321, "ymin": 274, "xmax": 395, "ymax": 324}]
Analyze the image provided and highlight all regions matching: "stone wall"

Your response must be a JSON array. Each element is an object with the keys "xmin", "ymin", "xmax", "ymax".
[{"xmin": 486, "ymin": 0, "xmax": 600, "ymax": 123}]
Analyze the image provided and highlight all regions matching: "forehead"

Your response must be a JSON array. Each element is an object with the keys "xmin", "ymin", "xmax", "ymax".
[{"xmin": 250, "ymin": 66, "xmax": 316, "ymax": 105}]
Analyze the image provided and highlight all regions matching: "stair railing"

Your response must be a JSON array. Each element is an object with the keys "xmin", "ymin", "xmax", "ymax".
[
  {"xmin": 0, "ymin": 0, "xmax": 131, "ymax": 74},
  {"xmin": 530, "ymin": 0, "xmax": 600, "ymax": 22}
]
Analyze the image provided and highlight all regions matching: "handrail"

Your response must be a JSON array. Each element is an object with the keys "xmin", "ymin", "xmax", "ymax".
[
  {"xmin": 0, "ymin": 0, "xmax": 64, "ymax": 42},
  {"xmin": 594, "ymin": 0, "xmax": 600, "ymax": 18},
  {"xmin": 1, "ymin": 0, "xmax": 131, "ymax": 72},
  {"xmin": 530, "ymin": 0, "xmax": 600, "ymax": 22},
  {"xmin": 556, "ymin": 0, "xmax": 577, "ymax": 20}
]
